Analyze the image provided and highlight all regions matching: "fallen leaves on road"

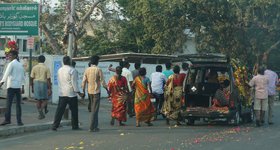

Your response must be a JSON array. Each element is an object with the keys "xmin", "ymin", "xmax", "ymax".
[{"xmin": 184, "ymin": 126, "xmax": 252, "ymax": 146}]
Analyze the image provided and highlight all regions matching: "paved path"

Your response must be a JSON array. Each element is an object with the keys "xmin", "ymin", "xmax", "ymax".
[{"xmin": 1, "ymin": 97, "xmax": 280, "ymax": 138}]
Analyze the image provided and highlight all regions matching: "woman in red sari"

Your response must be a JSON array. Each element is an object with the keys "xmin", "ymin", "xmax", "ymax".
[
  {"xmin": 108, "ymin": 66, "xmax": 129, "ymax": 126},
  {"xmin": 132, "ymin": 67, "xmax": 155, "ymax": 127}
]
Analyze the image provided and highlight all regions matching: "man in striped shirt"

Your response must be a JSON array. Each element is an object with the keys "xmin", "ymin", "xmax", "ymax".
[{"xmin": 82, "ymin": 55, "xmax": 108, "ymax": 132}]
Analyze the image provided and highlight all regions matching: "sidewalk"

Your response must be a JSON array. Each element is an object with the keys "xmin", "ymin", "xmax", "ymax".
[{"xmin": 0, "ymin": 98, "xmax": 111, "ymax": 138}]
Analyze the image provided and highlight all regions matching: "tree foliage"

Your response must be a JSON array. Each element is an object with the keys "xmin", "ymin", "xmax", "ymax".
[
  {"xmin": 4, "ymin": 0, "xmax": 279, "ymax": 69},
  {"xmin": 116, "ymin": 0, "xmax": 188, "ymax": 54},
  {"xmin": 185, "ymin": 0, "xmax": 280, "ymax": 67},
  {"xmin": 40, "ymin": 0, "xmax": 105, "ymax": 56}
]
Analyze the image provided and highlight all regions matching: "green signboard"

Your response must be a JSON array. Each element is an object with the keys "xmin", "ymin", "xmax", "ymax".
[{"xmin": 0, "ymin": 3, "xmax": 39, "ymax": 36}]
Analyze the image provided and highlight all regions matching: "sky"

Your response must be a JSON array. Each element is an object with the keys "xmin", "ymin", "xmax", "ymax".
[{"xmin": 35, "ymin": 0, "xmax": 59, "ymax": 7}]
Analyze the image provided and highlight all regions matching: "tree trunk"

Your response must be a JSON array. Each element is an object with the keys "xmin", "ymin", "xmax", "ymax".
[
  {"xmin": 72, "ymin": 0, "xmax": 101, "ymax": 57},
  {"xmin": 76, "ymin": 0, "xmax": 101, "ymax": 33},
  {"xmin": 262, "ymin": 40, "xmax": 280, "ymax": 64},
  {"xmin": 253, "ymin": 40, "xmax": 280, "ymax": 75},
  {"xmin": 41, "ymin": 24, "xmax": 63, "ymax": 55}
]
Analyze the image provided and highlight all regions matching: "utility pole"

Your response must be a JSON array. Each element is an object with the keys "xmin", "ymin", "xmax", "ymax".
[
  {"xmin": 39, "ymin": 0, "xmax": 43, "ymax": 55},
  {"xmin": 67, "ymin": 0, "xmax": 75, "ymax": 58},
  {"xmin": 64, "ymin": 0, "xmax": 75, "ymax": 120}
]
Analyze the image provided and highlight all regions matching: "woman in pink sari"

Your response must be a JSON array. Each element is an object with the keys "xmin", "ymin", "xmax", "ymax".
[{"xmin": 108, "ymin": 66, "xmax": 129, "ymax": 126}]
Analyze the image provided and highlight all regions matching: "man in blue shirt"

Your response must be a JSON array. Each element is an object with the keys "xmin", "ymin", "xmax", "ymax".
[
  {"xmin": 163, "ymin": 62, "xmax": 174, "ymax": 79},
  {"xmin": 264, "ymin": 66, "xmax": 279, "ymax": 125}
]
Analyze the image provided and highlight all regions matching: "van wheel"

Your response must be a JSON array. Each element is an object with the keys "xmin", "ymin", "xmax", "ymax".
[
  {"xmin": 187, "ymin": 118, "xmax": 195, "ymax": 125},
  {"xmin": 234, "ymin": 111, "xmax": 240, "ymax": 126},
  {"xmin": 228, "ymin": 111, "xmax": 240, "ymax": 126},
  {"xmin": 247, "ymin": 107, "xmax": 254, "ymax": 123}
]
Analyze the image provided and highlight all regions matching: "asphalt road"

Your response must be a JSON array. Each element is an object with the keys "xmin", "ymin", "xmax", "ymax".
[{"xmin": 0, "ymin": 102, "xmax": 280, "ymax": 150}]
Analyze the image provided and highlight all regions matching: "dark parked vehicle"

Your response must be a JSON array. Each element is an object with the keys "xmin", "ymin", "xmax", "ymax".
[{"xmin": 180, "ymin": 53, "xmax": 253, "ymax": 125}]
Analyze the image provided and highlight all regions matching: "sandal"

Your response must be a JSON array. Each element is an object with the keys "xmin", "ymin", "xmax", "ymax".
[
  {"xmin": 166, "ymin": 119, "xmax": 170, "ymax": 125},
  {"xmin": 110, "ymin": 118, "xmax": 115, "ymax": 126},
  {"xmin": 136, "ymin": 121, "xmax": 140, "ymax": 127},
  {"xmin": 119, "ymin": 121, "xmax": 126, "ymax": 126},
  {"xmin": 145, "ymin": 122, "xmax": 153, "ymax": 126},
  {"xmin": 176, "ymin": 121, "xmax": 182, "ymax": 126}
]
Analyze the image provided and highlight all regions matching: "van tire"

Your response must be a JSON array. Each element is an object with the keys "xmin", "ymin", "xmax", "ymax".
[
  {"xmin": 187, "ymin": 118, "xmax": 195, "ymax": 125},
  {"xmin": 228, "ymin": 111, "xmax": 240, "ymax": 126},
  {"xmin": 247, "ymin": 107, "xmax": 254, "ymax": 123},
  {"xmin": 233, "ymin": 111, "xmax": 241, "ymax": 126}
]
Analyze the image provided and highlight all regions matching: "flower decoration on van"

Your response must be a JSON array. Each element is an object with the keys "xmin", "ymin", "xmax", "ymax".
[
  {"xmin": 4, "ymin": 40, "xmax": 18, "ymax": 59},
  {"xmin": 231, "ymin": 59, "xmax": 252, "ymax": 107}
]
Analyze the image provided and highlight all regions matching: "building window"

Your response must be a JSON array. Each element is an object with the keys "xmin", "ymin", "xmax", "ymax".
[
  {"xmin": 0, "ymin": 38, "xmax": 5, "ymax": 51},
  {"xmin": 23, "ymin": 40, "xmax": 27, "ymax": 52},
  {"xmin": 16, "ymin": 39, "xmax": 21, "ymax": 52}
]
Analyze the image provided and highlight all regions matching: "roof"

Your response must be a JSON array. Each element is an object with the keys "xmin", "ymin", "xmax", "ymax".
[
  {"xmin": 178, "ymin": 53, "xmax": 229, "ymax": 64},
  {"xmin": 73, "ymin": 53, "xmax": 183, "ymax": 64}
]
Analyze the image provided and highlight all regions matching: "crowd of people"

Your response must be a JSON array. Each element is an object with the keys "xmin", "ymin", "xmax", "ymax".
[{"xmin": 0, "ymin": 53, "xmax": 278, "ymax": 131}]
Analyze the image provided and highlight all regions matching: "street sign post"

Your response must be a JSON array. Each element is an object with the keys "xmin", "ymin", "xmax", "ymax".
[
  {"xmin": 0, "ymin": 3, "xmax": 39, "ymax": 36},
  {"xmin": 27, "ymin": 37, "xmax": 34, "ymax": 49},
  {"xmin": 27, "ymin": 36, "xmax": 34, "ymax": 98}
]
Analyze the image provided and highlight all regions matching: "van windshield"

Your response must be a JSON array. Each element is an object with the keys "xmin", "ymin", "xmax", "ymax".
[{"xmin": 186, "ymin": 67, "xmax": 229, "ymax": 84}]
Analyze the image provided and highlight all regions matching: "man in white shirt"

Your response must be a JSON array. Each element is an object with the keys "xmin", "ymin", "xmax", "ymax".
[
  {"xmin": 122, "ymin": 61, "xmax": 134, "ymax": 117},
  {"xmin": 0, "ymin": 51, "xmax": 25, "ymax": 126},
  {"xmin": 151, "ymin": 65, "xmax": 167, "ymax": 119},
  {"xmin": 249, "ymin": 67, "xmax": 269, "ymax": 127},
  {"xmin": 52, "ymin": 56, "xmax": 84, "ymax": 131}
]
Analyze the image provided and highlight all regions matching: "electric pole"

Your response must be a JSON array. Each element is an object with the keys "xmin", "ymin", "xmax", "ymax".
[{"xmin": 67, "ymin": 0, "xmax": 75, "ymax": 58}]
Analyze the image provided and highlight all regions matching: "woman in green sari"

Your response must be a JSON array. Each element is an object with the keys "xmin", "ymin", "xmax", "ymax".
[{"xmin": 162, "ymin": 65, "xmax": 186, "ymax": 125}]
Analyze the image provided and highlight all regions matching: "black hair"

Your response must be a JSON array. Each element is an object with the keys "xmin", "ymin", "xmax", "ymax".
[
  {"xmin": 134, "ymin": 62, "xmax": 141, "ymax": 69},
  {"xmin": 139, "ymin": 67, "xmax": 147, "ymax": 76},
  {"xmin": 10, "ymin": 50, "xmax": 18, "ymax": 57},
  {"xmin": 72, "ymin": 61, "xmax": 76, "ymax": 68},
  {"xmin": 116, "ymin": 66, "xmax": 122, "ymax": 76},
  {"xmin": 182, "ymin": 63, "xmax": 189, "ymax": 70},
  {"xmin": 88, "ymin": 62, "xmax": 91, "ymax": 67},
  {"xmin": 119, "ymin": 61, "xmax": 124, "ymax": 67},
  {"xmin": 173, "ymin": 65, "xmax": 180, "ymax": 74},
  {"xmin": 165, "ymin": 62, "xmax": 172, "ymax": 69},
  {"xmin": 266, "ymin": 64, "xmax": 272, "ymax": 70},
  {"xmin": 123, "ymin": 61, "xmax": 130, "ymax": 68},
  {"xmin": 63, "ymin": 56, "xmax": 71, "ymax": 65},
  {"xmin": 90, "ymin": 55, "xmax": 100, "ymax": 65},
  {"xmin": 209, "ymin": 70, "xmax": 218, "ymax": 76},
  {"xmin": 10, "ymin": 51, "xmax": 19, "ymax": 61},
  {"xmin": 223, "ymin": 79, "xmax": 230, "ymax": 87},
  {"xmin": 38, "ymin": 55, "xmax": 45, "ymax": 63},
  {"xmin": 156, "ymin": 65, "xmax": 162, "ymax": 72},
  {"xmin": 258, "ymin": 66, "xmax": 265, "ymax": 75}
]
